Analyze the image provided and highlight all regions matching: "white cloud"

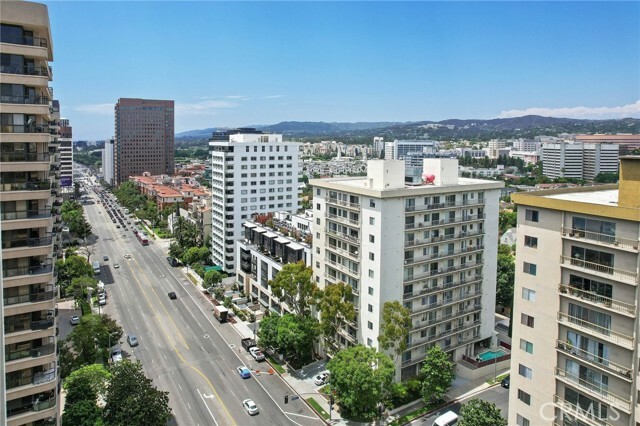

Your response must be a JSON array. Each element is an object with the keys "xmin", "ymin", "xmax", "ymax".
[
  {"xmin": 175, "ymin": 100, "xmax": 239, "ymax": 116},
  {"xmin": 497, "ymin": 100, "xmax": 640, "ymax": 120},
  {"xmin": 263, "ymin": 95, "xmax": 284, "ymax": 99},
  {"xmin": 224, "ymin": 95, "xmax": 250, "ymax": 100},
  {"xmin": 73, "ymin": 103, "xmax": 113, "ymax": 115}
]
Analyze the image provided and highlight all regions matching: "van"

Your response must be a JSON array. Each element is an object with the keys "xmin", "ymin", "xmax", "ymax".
[{"xmin": 433, "ymin": 411, "xmax": 458, "ymax": 426}]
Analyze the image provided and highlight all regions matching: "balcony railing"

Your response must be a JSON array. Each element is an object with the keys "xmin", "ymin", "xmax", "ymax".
[
  {"xmin": 0, "ymin": 34, "xmax": 49, "ymax": 47},
  {"xmin": 558, "ymin": 284, "xmax": 636, "ymax": 317},
  {"xmin": 326, "ymin": 259, "xmax": 358, "ymax": 277},
  {"xmin": 0, "ymin": 124, "xmax": 51, "ymax": 134},
  {"xmin": 560, "ymin": 255, "xmax": 638, "ymax": 285},
  {"xmin": 403, "ymin": 275, "xmax": 482, "ymax": 299},
  {"xmin": 325, "ymin": 242, "xmax": 360, "ymax": 260},
  {"xmin": 325, "ymin": 228, "xmax": 360, "ymax": 244},
  {"xmin": 562, "ymin": 227, "xmax": 639, "ymax": 252},
  {"xmin": 7, "ymin": 394, "xmax": 56, "ymax": 418},
  {"xmin": 404, "ymin": 261, "xmax": 481, "ymax": 278},
  {"xmin": 326, "ymin": 197, "xmax": 360, "ymax": 209},
  {"xmin": 407, "ymin": 245, "xmax": 485, "ymax": 263},
  {"xmin": 0, "ymin": 208, "xmax": 52, "ymax": 221},
  {"xmin": 557, "ymin": 312, "xmax": 634, "ymax": 349},
  {"xmin": 5, "ymin": 343, "xmax": 55, "ymax": 362},
  {"xmin": 2, "ymin": 263, "xmax": 54, "ymax": 279},
  {"xmin": 0, "ymin": 64, "xmax": 50, "ymax": 77},
  {"xmin": 30, "ymin": 318, "xmax": 54, "ymax": 330},
  {"xmin": 404, "ymin": 199, "xmax": 484, "ymax": 213},
  {"xmin": 556, "ymin": 339, "xmax": 633, "ymax": 380},
  {"xmin": 555, "ymin": 366, "xmax": 631, "ymax": 412},
  {"xmin": 405, "ymin": 214, "xmax": 486, "ymax": 230},
  {"xmin": 3, "ymin": 290, "xmax": 54, "ymax": 307},
  {"xmin": 410, "ymin": 289, "xmax": 482, "ymax": 316},
  {"xmin": 325, "ymin": 212, "xmax": 360, "ymax": 226},
  {"xmin": 0, "ymin": 152, "xmax": 51, "ymax": 163},
  {"xmin": 0, "ymin": 181, "xmax": 52, "ymax": 191},
  {"xmin": 0, "ymin": 94, "xmax": 50, "ymax": 105},
  {"xmin": 553, "ymin": 394, "xmax": 613, "ymax": 426},
  {"xmin": 2, "ymin": 236, "xmax": 53, "ymax": 250}
]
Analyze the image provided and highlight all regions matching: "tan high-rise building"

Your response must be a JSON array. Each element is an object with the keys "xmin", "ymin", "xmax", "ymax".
[
  {"xmin": 1, "ymin": 1, "xmax": 60, "ymax": 424},
  {"xmin": 113, "ymin": 98, "xmax": 174, "ymax": 186},
  {"xmin": 509, "ymin": 157, "xmax": 640, "ymax": 426}
]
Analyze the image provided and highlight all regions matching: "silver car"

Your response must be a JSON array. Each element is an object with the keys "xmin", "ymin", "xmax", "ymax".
[{"xmin": 242, "ymin": 399, "xmax": 259, "ymax": 416}]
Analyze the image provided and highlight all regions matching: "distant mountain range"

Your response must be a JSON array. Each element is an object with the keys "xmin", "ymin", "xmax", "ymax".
[{"xmin": 175, "ymin": 116, "xmax": 640, "ymax": 144}]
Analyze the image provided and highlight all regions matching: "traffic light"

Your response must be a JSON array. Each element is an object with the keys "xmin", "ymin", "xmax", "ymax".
[
  {"xmin": 329, "ymin": 395, "xmax": 334, "ymax": 407},
  {"xmin": 284, "ymin": 395, "xmax": 289, "ymax": 404}
]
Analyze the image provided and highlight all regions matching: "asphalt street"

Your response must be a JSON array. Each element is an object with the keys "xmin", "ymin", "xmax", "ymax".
[{"xmin": 83, "ymin": 187, "xmax": 323, "ymax": 426}]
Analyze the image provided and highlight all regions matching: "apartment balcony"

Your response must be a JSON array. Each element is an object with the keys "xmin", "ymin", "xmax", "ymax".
[
  {"xmin": 325, "ymin": 212, "xmax": 360, "ymax": 226},
  {"xmin": 325, "ymin": 242, "xmax": 360, "ymax": 261},
  {"xmin": 403, "ymin": 274, "xmax": 483, "ymax": 300},
  {"xmin": 560, "ymin": 255, "xmax": 637, "ymax": 286},
  {"xmin": 404, "ymin": 261, "xmax": 481, "ymax": 280},
  {"xmin": 0, "ymin": 152, "xmax": 51, "ymax": 164},
  {"xmin": 406, "ymin": 245, "xmax": 485, "ymax": 263},
  {"xmin": 556, "ymin": 339, "xmax": 633, "ymax": 381},
  {"xmin": 0, "ymin": 180, "xmax": 52, "ymax": 192},
  {"xmin": 555, "ymin": 366, "xmax": 631, "ymax": 413},
  {"xmin": 562, "ymin": 227, "xmax": 639, "ymax": 252},
  {"xmin": 557, "ymin": 312, "xmax": 634, "ymax": 349},
  {"xmin": 553, "ymin": 394, "xmax": 613, "ymax": 426},
  {"xmin": 405, "ymin": 229, "xmax": 485, "ymax": 247},
  {"xmin": 412, "ymin": 305, "xmax": 482, "ymax": 333},
  {"xmin": 0, "ymin": 94, "xmax": 50, "ymax": 106},
  {"xmin": 410, "ymin": 289, "xmax": 482, "ymax": 316},
  {"xmin": 558, "ymin": 284, "xmax": 636, "ymax": 318},
  {"xmin": 404, "ymin": 199, "xmax": 484, "ymax": 214},
  {"xmin": 405, "ymin": 214, "xmax": 486, "ymax": 231},
  {"xmin": 326, "ymin": 259, "xmax": 358, "ymax": 278},
  {"xmin": 0, "ymin": 34, "xmax": 49, "ymax": 48},
  {"xmin": 326, "ymin": 197, "xmax": 360, "ymax": 210},
  {"xmin": 2, "ymin": 236, "xmax": 54, "ymax": 260},
  {"xmin": 325, "ymin": 228, "xmax": 360, "ymax": 244},
  {"xmin": 0, "ymin": 124, "xmax": 51, "ymax": 134},
  {"xmin": 7, "ymin": 393, "xmax": 57, "ymax": 425},
  {"xmin": 5, "ymin": 342, "xmax": 55, "ymax": 364},
  {"xmin": 2, "ymin": 262, "xmax": 54, "ymax": 280}
]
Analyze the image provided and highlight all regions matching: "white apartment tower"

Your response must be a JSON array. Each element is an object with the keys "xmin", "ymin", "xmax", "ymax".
[
  {"xmin": 509, "ymin": 156, "xmax": 640, "ymax": 426},
  {"xmin": 384, "ymin": 139, "xmax": 438, "ymax": 161},
  {"xmin": 102, "ymin": 138, "xmax": 114, "ymax": 185},
  {"xmin": 209, "ymin": 130, "xmax": 301, "ymax": 273},
  {"xmin": 311, "ymin": 159, "xmax": 503, "ymax": 380},
  {"xmin": 542, "ymin": 141, "xmax": 620, "ymax": 180},
  {"xmin": 1, "ymin": 2, "xmax": 60, "ymax": 424}
]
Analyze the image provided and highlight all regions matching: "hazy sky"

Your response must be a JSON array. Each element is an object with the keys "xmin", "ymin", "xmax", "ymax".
[{"xmin": 43, "ymin": 1, "xmax": 640, "ymax": 140}]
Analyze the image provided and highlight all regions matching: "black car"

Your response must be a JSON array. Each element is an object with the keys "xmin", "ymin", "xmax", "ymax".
[
  {"xmin": 168, "ymin": 292, "xmax": 177, "ymax": 300},
  {"xmin": 500, "ymin": 375, "xmax": 510, "ymax": 389},
  {"xmin": 167, "ymin": 257, "xmax": 178, "ymax": 267}
]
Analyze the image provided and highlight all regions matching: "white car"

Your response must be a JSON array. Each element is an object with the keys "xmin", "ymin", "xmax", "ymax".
[
  {"xmin": 70, "ymin": 315, "xmax": 80, "ymax": 325},
  {"xmin": 314, "ymin": 372, "xmax": 330, "ymax": 386},
  {"xmin": 111, "ymin": 346, "xmax": 123, "ymax": 363},
  {"xmin": 124, "ymin": 253, "xmax": 131, "ymax": 259},
  {"xmin": 242, "ymin": 399, "xmax": 259, "ymax": 416},
  {"xmin": 98, "ymin": 293, "xmax": 107, "ymax": 306},
  {"xmin": 249, "ymin": 347, "xmax": 265, "ymax": 362}
]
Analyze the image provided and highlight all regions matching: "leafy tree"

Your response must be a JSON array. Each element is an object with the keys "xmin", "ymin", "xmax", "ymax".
[
  {"xmin": 56, "ymin": 255, "xmax": 94, "ymax": 296},
  {"xmin": 420, "ymin": 346, "xmax": 455, "ymax": 403},
  {"xmin": 269, "ymin": 262, "xmax": 318, "ymax": 317},
  {"xmin": 62, "ymin": 364, "xmax": 110, "ymax": 426},
  {"xmin": 498, "ymin": 210, "xmax": 517, "ymax": 235},
  {"xmin": 183, "ymin": 246, "xmax": 211, "ymax": 266},
  {"xmin": 173, "ymin": 216, "xmax": 200, "ymax": 247},
  {"xmin": 458, "ymin": 398, "xmax": 507, "ymax": 426},
  {"xmin": 378, "ymin": 301, "xmax": 412, "ymax": 360},
  {"xmin": 103, "ymin": 360, "xmax": 172, "ymax": 426},
  {"xmin": 64, "ymin": 364, "xmax": 111, "ymax": 397},
  {"xmin": 257, "ymin": 314, "xmax": 320, "ymax": 365},
  {"xmin": 327, "ymin": 345, "xmax": 394, "ymax": 419},
  {"xmin": 63, "ymin": 399, "xmax": 103, "ymax": 426},
  {"xmin": 318, "ymin": 282, "xmax": 355, "ymax": 353},
  {"xmin": 168, "ymin": 241, "xmax": 186, "ymax": 260},
  {"xmin": 496, "ymin": 249, "xmax": 515, "ymax": 308},
  {"xmin": 204, "ymin": 270, "xmax": 222, "ymax": 287},
  {"xmin": 594, "ymin": 172, "xmax": 619, "ymax": 183},
  {"xmin": 70, "ymin": 276, "xmax": 98, "ymax": 301}
]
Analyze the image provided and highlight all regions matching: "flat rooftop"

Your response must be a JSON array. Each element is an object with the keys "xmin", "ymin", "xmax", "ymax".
[{"xmin": 545, "ymin": 189, "xmax": 619, "ymax": 207}]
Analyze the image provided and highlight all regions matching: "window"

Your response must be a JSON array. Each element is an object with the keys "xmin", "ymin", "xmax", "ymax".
[
  {"xmin": 368, "ymin": 321, "xmax": 373, "ymax": 330},
  {"xmin": 316, "ymin": 203, "xmax": 321, "ymax": 210},
  {"xmin": 516, "ymin": 415, "xmax": 530, "ymax": 426},
  {"xmin": 524, "ymin": 236, "xmax": 538, "ymax": 248},
  {"xmin": 518, "ymin": 364, "xmax": 532, "ymax": 379},
  {"xmin": 521, "ymin": 313, "xmax": 534, "ymax": 328},
  {"xmin": 369, "ymin": 217, "xmax": 375, "ymax": 225},
  {"xmin": 517, "ymin": 389, "xmax": 531, "ymax": 405},
  {"xmin": 368, "ymin": 287, "xmax": 374, "ymax": 295},
  {"xmin": 368, "ymin": 269, "xmax": 374, "ymax": 278},
  {"xmin": 520, "ymin": 339, "xmax": 533, "ymax": 354},
  {"xmin": 367, "ymin": 338, "xmax": 373, "ymax": 346},
  {"xmin": 370, "ymin": 200, "xmax": 376, "ymax": 208},
  {"xmin": 368, "ymin": 304, "xmax": 373, "ymax": 312},
  {"xmin": 369, "ymin": 252, "xmax": 375, "ymax": 261},
  {"xmin": 522, "ymin": 288, "xmax": 536, "ymax": 301},
  {"xmin": 369, "ymin": 235, "xmax": 375, "ymax": 243},
  {"xmin": 316, "ymin": 188, "xmax": 321, "ymax": 195},
  {"xmin": 523, "ymin": 262, "xmax": 537, "ymax": 276},
  {"xmin": 525, "ymin": 209, "xmax": 539, "ymax": 222}
]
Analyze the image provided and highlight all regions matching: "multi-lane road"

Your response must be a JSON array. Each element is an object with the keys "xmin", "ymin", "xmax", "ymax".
[{"xmin": 82, "ymin": 185, "xmax": 323, "ymax": 426}]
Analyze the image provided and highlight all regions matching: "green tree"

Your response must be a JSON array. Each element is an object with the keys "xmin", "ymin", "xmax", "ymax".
[
  {"xmin": 257, "ymin": 314, "xmax": 320, "ymax": 365},
  {"xmin": 70, "ymin": 276, "xmax": 98, "ymax": 301},
  {"xmin": 594, "ymin": 172, "xmax": 619, "ymax": 183},
  {"xmin": 377, "ymin": 301, "xmax": 412, "ymax": 360},
  {"xmin": 498, "ymin": 210, "xmax": 517, "ymax": 235},
  {"xmin": 458, "ymin": 398, "xmax": 507, "ymax": 426},
  {"xmin": 496, "ymin": 249, "xmax": 515, "ymax": 308},
  {"xmin": 318, "ymin": 282, "xmax": 355, "ymax": 354},
  {"xmin": 204, "ymin": 270, "xmax": 223, "ymax": 287},
  {"xmin": 103, "ymin": 360, "xmax": 172, "ymax": 426},
  {"xmin": 63, "ymin": 377, "xmax": 102, "ymax": 426},
  {"xmin": 64, "ymin": 364, "xmax": 111, "ymax": 397},
  {"xmin": 183, "ymin": 246, "xmax": 211, "ymax": 266},
  {"xmin": 269, "ymin": 262, "xmax": 318, "ymax": 317},
  {"xmin": 56, "ymin": 255, "xmax": 94, "ymax": 296},
  {"xmin": 168, "ymin": 241, "xmax": 186, "ymax": 260},
  {"xmin": 420, "ymin": 346, "xmax": 455, "ymax": 403},
  {"xmin": 327, "ymin": 345, "xmax": 394, "ymax": 419}
]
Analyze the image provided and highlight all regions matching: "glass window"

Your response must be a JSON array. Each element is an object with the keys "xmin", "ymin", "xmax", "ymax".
[
  {"xmin": 525, "ymin": 209, "xmax": 539, "ymax": 222},
  {"xmin": 518, "ymin": 364, "xmax": 532, "ymax": 379},
  {"xmin": 519, "ymin": 339, "xmax": 533, "ymax": 354},
  {"xmin": 523, "ymin": 262, "xmax": 536, "ymax": 275},
  {"xmin": 517, "ymin": 389, "xmax": 531, "ymax": 405}
]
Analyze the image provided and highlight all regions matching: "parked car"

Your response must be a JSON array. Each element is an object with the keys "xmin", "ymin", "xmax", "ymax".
[
  {"xmin": 249, "ymin": 347, "xmax": 265, "ymax": 362},
  {"xmin": 113, "ymin": 262, "xmax": 120, "ymax": 269},
  {"xmin": 242, "ymin": 399, "xmax": 259, "ymax": 415},
  {"xmin": 168, "ymin": 292, "xmax": 177, "ymax": 300},
  {"xmin": 314, "ymin": 372, "xmax": 330, "ymax": 386},
  {"xmin": 237, "ymin": 366, "xmax": 251, "ymax": 379},
  {"xmin": 127, "ymin": 335, "xmax": 139, "ymax": 347},
  {"xmin": 103, "ymin": 255, "xmax": 109, "ymax": 261},
  {"xmin": 111, "ymin": 345, "xmax": 123, "ymax": 363},
  {"xmin": 167, "ymin": 256, "xmax": 178, "ymax": 267},
  {"xmin": 501, "ymin": 375, "xmax": 510, "ymax": 389},
  {"xmin": 70, "ymin": 315, "xmax": 80, "ymax": 325}
]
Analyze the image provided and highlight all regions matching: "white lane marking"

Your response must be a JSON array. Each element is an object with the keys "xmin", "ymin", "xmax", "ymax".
[
  {"xmin": 197, "ymin": 388, "xmax": 220, "ymax": 426},
  {"xmin": 284, "ymin": 412, "xmax": 322, "ymax": 420},
  {"xmin": 187, "ymin": 402, "xmax": 191, "ymax": 410},
  {"xmin": 178, "ymin": 383, "xmax": 182, "ymax": 391}
]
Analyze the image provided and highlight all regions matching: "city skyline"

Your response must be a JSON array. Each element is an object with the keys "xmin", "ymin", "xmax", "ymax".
[{"xmin": 43, "ymin": 1, "xmax": 640, "ymax": 140}]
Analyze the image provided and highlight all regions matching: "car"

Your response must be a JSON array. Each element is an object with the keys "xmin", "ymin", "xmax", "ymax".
[
  {"xmin": 167, "ymin": 256, "xmax": 178, "ymax": 267},
  {"xmin": 103, "ymin": 255, "xmax": 109, "ymax": 261},
  {"xmin": 242, "ymin": 399, "xmax": 259, "ymax": 416},
  {"xmin": 98, "ymin": 294, "xmax": 107, "ymax": 306},
  {"xmin": 237, "ymin": 366, "xmax": 251, "ymax": 379},
  {"xmin": 111, "ymin": 345, "xmax": 123, "ymax": 363},
  {"xmin": 168, "ymin": 292, "xmax": 177, "ymax": 300},
  {"xmin": 249, "ymin": 347, "xmax": 265, "ymax": 362},
  {"xmin": 127, "ymin": 335, "xmax": 139, "ymax": 347},
  {"xmin": 124, "ymin": 253, "xmax": 131, "ymax": 259},
  {"xmin": 314, "ymin": 372, "xmax": 330, "ymax": 386},
  {"xmin": 113, "ymin": 262, "xmax": 120, "ymax": 269},
  {"xmin": 116, "ymin": 224, "xmax": 121, "ymax": 228},
  {"xmin": 70, "ymin": 315, "xmax": 80, "ymax": 325},
  {"xmin": 501, "ymin": 375, "xmax": 510, "ymax": 389}
]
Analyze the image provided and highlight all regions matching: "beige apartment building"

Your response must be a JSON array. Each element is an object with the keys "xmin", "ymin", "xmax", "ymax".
[
  {"xmin": 509, "ymin": 157, "xmax": 640, "ymax": 426},
  {"xmin": 113, "ymin": 98, "xmax": 175, "ymax": 186},
  {"xmin": 1, "ymin": 1, "xmax": 60, "ymax": 425}
]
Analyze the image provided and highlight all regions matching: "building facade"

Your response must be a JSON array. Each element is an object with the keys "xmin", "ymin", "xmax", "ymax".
[
  {"xmin": 1, "ymin": 2, "xmax": 60, "ymax": 424},
  {"xmin": 384, "ymin": 140, "xmax": 438, "ymax": 161},
  {"xmin": 311, "ymin": 159, "xmax": 503, "ymax": 380},
  {"xmin": 509, "ymin": 156, "xmax": 640, "ymax": 426},
  {"xmin": 58, "ymin": 117, "xmax": 72, "ymax": 188},
  {"xmin": 113, "ymin": 98, "xmax": 174, "ymax": 186},
  {"xmin": 102, "ymin": 138, "xmax": 114, "ymax": 186},
  {"xmin": 209, "ymin": 130, "xmax": 301, "ymax": 273},
  {"xmin": 542, "ymin": 141, "xmax": 620, "ymax": 180}
]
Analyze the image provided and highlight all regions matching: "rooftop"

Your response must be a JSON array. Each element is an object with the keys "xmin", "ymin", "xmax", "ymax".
[{"xmin": 545, "ymin": 189, "xmax": 619, "ymax": 207}]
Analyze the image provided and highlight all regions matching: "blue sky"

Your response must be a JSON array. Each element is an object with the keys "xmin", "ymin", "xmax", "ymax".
[{"xmin": 43, "ymin": 1, "xmax": 640, "ymax": 140}]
